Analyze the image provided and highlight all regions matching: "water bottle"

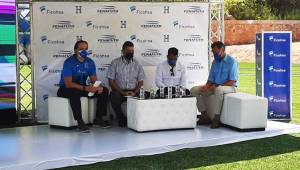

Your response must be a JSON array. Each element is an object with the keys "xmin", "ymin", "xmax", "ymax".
[
  {"xmin": 140, "ymin": 86, "xmax": 145, "ymax": 99},
  {"xmin": 182, "ymin": 85, "xmax": 186, "ymax": 97},
  {"xmin": 159, "ymin": 86, "xmax": 164, "ymax": 98},
  {"xmin": 150, "ymin": 89, "xmax": 155, "ymax": 99},
  {"xmin": 167, "ymin": 86, "xmax": 172, "ymax": 99},
  {"xmin": 175, "ymin": 85, "xmax": 180, "ymax": 98}
]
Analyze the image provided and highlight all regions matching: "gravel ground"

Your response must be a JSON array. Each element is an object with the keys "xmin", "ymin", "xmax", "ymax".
[{"xmin": 226, "ymin": 42, "xmax": 300, "ymax": 64}]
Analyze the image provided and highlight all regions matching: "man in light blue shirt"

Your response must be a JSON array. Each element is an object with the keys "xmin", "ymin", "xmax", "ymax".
[{"xmin": 191, "ymin": 41, "xmax": 238, "ymax": 128}]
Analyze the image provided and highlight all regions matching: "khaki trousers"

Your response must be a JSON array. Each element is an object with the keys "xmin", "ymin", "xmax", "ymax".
[{"xmin": 191, "ymin": 85, "xmax": 237, "ymax": 119}]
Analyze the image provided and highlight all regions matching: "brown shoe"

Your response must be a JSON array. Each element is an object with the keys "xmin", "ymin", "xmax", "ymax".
[
  {"xmin": 210, "ymin": 115, "xmax": 221, "ymax": 129},
  {"xmin": 197, "ymin": 112, "xmax": 211, "ymax": 125}
]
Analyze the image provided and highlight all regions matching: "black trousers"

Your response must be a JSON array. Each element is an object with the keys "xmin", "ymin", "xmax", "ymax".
[
  {"xmin": 109, "ymin": 91, "xmax": 127, "ymax": 121},
  {"xmin": 110, "ymin": 90, "xmax": 150, "ymax": 121},
  {"xmin": 57, "ymin": 87, "xmax": 109, "ymax": 122}
]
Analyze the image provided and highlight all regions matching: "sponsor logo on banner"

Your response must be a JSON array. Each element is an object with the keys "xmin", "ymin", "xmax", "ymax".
[
  {"xmin": 268, "ymin": 50, "xmax": 287, "ymax": 58},
  {"xmin": 97, "ymin": 35, "xmax": 119, "ymax": 43},
  {"xmin": 141, "ymin": 21, "xmax": 162, "ymax": 28},
  {"xmin": 268, "ymin": 96, "xmax": 287, "ymax": 103},
  {"xmin": 75, "ymin": 6, "xmax": 82, "ymax": 14},
  {"xmin": 163, "ymin": 6, "xmax": 170, "ymax": 14},
  {"xmin": 179, "ymin": 52, "xmax": 195, "ymax": 57},
  {"xmin": 268, "ymin": 35, "xmax": 287, "ymax": 42},
  {"xmin": 98, "ymin": 64, "xmax": 111, "ymax": 71},
  {"xmin": 41, "ymin": 65, "xmax": 61, "ymax": 73},
  {"xmin": 187, "ymin": 62, "xmax": 204, "ymax": 70},
  {"xmin": 120, "ymin": 20, "xmax": 127, "ymax": 28},
  {"xmin": 40, "ymin": 6, "xmax": 63, "ymax": 14},
  {"xmin": 40, "ymin": 35, "xmax": 64, "ymax": 44},
  {"xmin": 184, "ymin": 6, "xmax": 205, "ymax": 14},
  {"xmin": 187, "ymin": 80, "xmax": 195, "ymax": 86},
  {"xmin": 269, "ymin": 110, "xmax": 287, "ymax": 118},
  {"xmin": 42, "ymin": 94, "xmax": 48, "ymax": 101},
  {"xmin": 92, "ymin": 53, "xmax": 110, "ymax": 58},
  {"xmin": 268, "ymin": 66, "xmax": 286, "ymax": 73},
  {"xmin": 129, "ymin": 5, "xmax": 152, "ymax": 14},
  {"xmin": 256, "ymin": 49, "xmax": 261, "ymax": 56},
  {"xmin": 173, "ymin": 20, "xmax": 195, "ymax": 29},
  {"xmin": 256, "ymin": 35, "xmax": 261, "ymax": 41},
  {"xmin": 163, "ymin": 35, "xmax": 170, "ymax": 43},
  {"xmin": 42, "ymin": 65, "xmax": 48, "ymax": 71},
  {"xmin": 86, "ymin": 21, "xmax": 109, "ymax": 30},
  {"xmin": 141, "ymin": 49, "xmax": 162, "ymax": 57},
  {"xmin": 184, "ymin": 35, "xmax": 204, "ymax": 42},
  {"xmin": 52, "ymin": 21, "xmax": 75, "ymax": 29},
  {"xmin": 76, "ymin": 35, "xmax": 83, "ymax": 41},
  {"xmin": 130, "ymin": 35, "xmax": 153, "ymax": 43},
  {"xmin": 53, "ymin": 50, "xmax": 72, "ymax": 58},
  {"xmin": 97, "ymin": 6, "xmax": 119, "ymax": 14},
  {"xmin": 268, "ymin": 81, "xmax": 287, "ymax": 88}
]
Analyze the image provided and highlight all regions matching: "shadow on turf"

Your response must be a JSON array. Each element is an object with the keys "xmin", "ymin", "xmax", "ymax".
[{"xmin": 57, "ymin": 134, "xmax": 300, "ymax": 170}]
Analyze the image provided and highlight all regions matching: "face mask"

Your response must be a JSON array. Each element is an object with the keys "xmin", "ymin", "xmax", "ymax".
[
  {"xmin": 214, "ymin": 53, "xmax": 222, "ymax": 62},
  {"xmin": 125, "ymin": 53, "xmax": 134, "ymax": 60},
  {"xmin": 168, "ymin": 59, "xmax": 177, "ymax": 67},
  {"xmin": 79, "ymin": 50, "xmax": 89, "ymax": 59}
]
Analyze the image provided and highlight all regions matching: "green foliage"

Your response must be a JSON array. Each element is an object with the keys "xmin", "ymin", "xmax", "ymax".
[
  {"xmin": 225, "ymin": 0, "xmax": 300, "ymax": 20},
  {"xmin": 267, "ymin": 0, "xmax": 300, "ymax": 19},
  {"xmin": 225, "ymin": 0, "xmax": 275, "ymax": 20}
]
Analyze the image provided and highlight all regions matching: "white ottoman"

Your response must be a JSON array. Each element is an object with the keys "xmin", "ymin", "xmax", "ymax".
[
  {"xmin": 127, "ymin": 97, "xmax": 197, "ymax": 132},
  {"xmin": 221, "ymin": 93, "xmax": 268, "ymax": 131},
  {"xmin": 48, "ymin": 97, "xmax": 89, "ymax": 127}
]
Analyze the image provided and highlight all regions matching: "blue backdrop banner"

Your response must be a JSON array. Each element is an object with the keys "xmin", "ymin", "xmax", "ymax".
[{"xmin": 262, "ymin": 32, "xmax": 291, "ymax": 120}]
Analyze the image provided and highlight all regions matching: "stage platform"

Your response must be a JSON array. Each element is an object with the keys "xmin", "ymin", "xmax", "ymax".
[{"xmin": 1, "ymin": 121, "xmax": 300, "ymax": 170}]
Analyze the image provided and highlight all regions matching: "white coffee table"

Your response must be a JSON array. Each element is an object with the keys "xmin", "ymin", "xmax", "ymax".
[{"xmin": 127, "ymin": 97, "xmax": 197, "ymax": 132}]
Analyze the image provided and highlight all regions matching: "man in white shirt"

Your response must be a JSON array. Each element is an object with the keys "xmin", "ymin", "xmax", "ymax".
[{"xmin": 155, "ymin": 47, "xmax": 189, "ymax": 95}]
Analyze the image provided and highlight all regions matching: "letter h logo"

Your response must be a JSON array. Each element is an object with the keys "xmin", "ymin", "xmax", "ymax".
[
  {"xmin": 75, "ymin": 6, "xmax": 82, "ymax": 14},
  {"xmin": 120, "ymin": 21, "xmax": 127, "ymax": 29},
  {"xmin": 163, "ymin": 35, "xmax": 170, "ymax": 42},
  {"xmin": 164, "ymin": 6, "xmax": 170, "ymax": 14}
]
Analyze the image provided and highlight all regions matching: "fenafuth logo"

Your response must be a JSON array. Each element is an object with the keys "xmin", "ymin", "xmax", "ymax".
[
  {"xmin": 141, "ymin": 49, "xmax": 162, "ymax": 57},
  {"xmin": 141, "ymin": 21, "xmax": 162, "ymax": 28},
  {"xmin": 97, "ymin": 35, "xmax": 119, "ymax": 43},
  {"xmin": 52, "ymin": 21, "xmax": 75, "ymax": 29},
  {"xmin": 97, "ymin": 6, "xmax": 119, "ymax": 14}
]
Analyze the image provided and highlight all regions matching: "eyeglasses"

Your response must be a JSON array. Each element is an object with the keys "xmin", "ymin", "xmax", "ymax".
[{"xmin": 170, "ymin": 67, "xmax": 174, "ymax": 76}]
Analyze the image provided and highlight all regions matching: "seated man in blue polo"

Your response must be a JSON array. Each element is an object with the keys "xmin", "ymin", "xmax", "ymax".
[
  {"xmin": 191, "ymin": 41, "xmax": 238, "ymax": 128},
  {"xmin": 57, "ymin": 40, "xmax": 110, "ymax": 133},
  {"xmin": 155, "ymin": 47, "xmax": 190, "ymax": 96}
]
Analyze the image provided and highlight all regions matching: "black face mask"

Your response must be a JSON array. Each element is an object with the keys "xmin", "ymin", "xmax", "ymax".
[{"xmin": 125, "ymin": 53, "xmax": 134, "ymax": 60}]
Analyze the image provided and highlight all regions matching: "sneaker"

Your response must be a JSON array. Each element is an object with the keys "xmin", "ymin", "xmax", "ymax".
[
  {"xmin": 78, "ymin": 120, "xmax": 90, "ymax": 133},
  {"xmin": 94, "ymin": 119, "xmax": 111, "ymax": 128}
]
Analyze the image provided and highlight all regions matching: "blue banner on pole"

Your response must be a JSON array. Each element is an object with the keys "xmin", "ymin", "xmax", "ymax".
[{"xmin": 263, "ymin": 32, "xmax": 291, "ymax": 120}]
